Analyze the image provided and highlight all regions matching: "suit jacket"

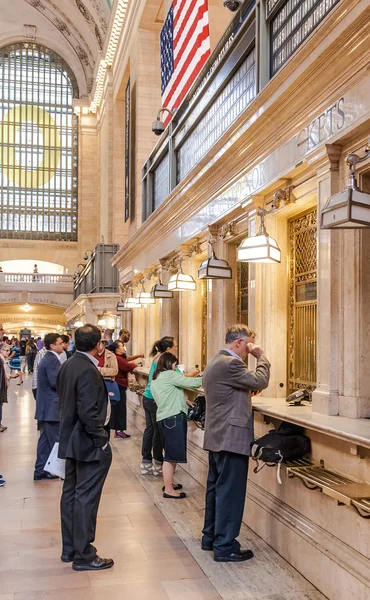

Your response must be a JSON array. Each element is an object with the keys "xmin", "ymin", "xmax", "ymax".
[
  {"xmin": 57, "ymin": 352, "xmax": 109, "ymax": 462},
  {"xmin": 203, "ymin": 350, "xmax": 271, "ymax": 456},
  {"xmin": 35, "ymin": 351, "xmax": 61, "ymax": 422}
]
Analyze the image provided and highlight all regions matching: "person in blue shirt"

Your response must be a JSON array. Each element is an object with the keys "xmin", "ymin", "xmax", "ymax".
[{"xmin": 9, "ymin": 339, "xmax": 23, "ymax": 386}]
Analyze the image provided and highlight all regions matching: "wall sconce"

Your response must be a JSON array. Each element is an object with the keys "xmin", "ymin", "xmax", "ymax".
[
  {"xmin": 321, "ymin": 144, "xmax": 370, "ymax": 229},
  {"xmin": 198, "ymin": 237, "xmax": 232, "ymax": 279},
  {"xmin": 168, "ymin": 258, "xmax": 196, "ymax": 291},
  {"xmin": 152, "ymin": 107, "xmax": 176, "ymax": 136},
  {"xmin": 237, "ymin": 208, "xmax": 281, "ymax": 263},
  {"xmin": 124, "ymin": 287, "xmax": 141, "ymax": 308},
  {"xmin": 136, "ymin": 280, "xmax": 156, "ymax": 304},
  {"xmin": 151, "ymin": 269, "xmax": 173, "ymax": 298}
]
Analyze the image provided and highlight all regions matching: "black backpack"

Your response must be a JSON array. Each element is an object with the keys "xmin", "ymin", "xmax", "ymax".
[
  {"xmin": 250, "ymin": 422, "xmax": 311, "ymax": 483},
  {"xmin": 187, "ymin": 396, "xmax": 206, "ymax": 429}
]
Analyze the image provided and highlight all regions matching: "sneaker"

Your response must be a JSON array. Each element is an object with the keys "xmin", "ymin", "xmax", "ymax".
[
  {"xmin": 0, "ymin": 479, "xmax": 6, "ymax": 487},
  {"xmin": 140, "ymin": 462, "xmax": 153, "ymax": 475},
  {"xmin": 152, "ymin": 460, "xmax": 163, "ymax": 476}
]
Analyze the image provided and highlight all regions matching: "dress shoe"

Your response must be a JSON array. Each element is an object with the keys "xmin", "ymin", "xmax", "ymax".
[
  {"xmin": 0, "ymin": 424, "xmax": 7, "ymax": 432},
  {"xmin": 61, "ymin": 553, "xmax": 74, "ymax": 563},
  {"xmin": 214, "ymin": 549, "xmax": 254, "ymax": 563},
  {"xmin": 72, "ymin": 556, "xmax": 114, "ymax": 571},
  {"xmin": 201, "ymin": 543, "xmax": 213, "ymax": 551},
  {"xmin": 61, "ymin": 545, "xmax": 97, "ymax": 563},
  {"xmin": 163, "ymin": 491, "xmax": 186, "ymax": 499},
  {"xmin": 33, "ymin": 473, "xmax": 59, "ymax": 481},
  {"xmin": 162, "ymin": 483, "xmax": 182, "ymax": 492}
]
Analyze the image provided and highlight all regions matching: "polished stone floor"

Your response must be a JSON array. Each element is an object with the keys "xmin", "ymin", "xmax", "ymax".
[{"xmin": 0, "ymin": 375, "xmax": 326, "ymax": 600}]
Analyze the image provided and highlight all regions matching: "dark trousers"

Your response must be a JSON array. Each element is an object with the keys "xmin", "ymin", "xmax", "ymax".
[
  {"xmin": 27, "ymin": 353, "xmax": 35, "ymax": 373},
  {"xmin": 202, "ymin": 450, "xmax": 249, "ymax": 557},
  {"xmin": 60, "ymin": 445, "xmax": 112, "ymax": 563},
  {"xmin": 141, "ymin": 396, "xmax": 163, "ymax": 463},
  {"xmin": 34, "ymin": 421, "xmax": 60, "ymax": 476}
]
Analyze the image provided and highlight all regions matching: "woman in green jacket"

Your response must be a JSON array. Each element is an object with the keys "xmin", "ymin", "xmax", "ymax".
[{"xmin": 151, "ymin": 352, "xmax": 202, "ymax": 499}]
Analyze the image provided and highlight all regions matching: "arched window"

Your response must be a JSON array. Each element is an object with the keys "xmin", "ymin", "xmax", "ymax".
[{"xmin": 0, "ymin": 43, "xmax": 79, "ymax": 240}]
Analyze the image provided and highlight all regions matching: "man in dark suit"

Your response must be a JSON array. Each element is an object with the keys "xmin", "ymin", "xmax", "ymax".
[
  {"xmin": 34, "ymin": 333, "xmax": 64, "ymax": 480},
  {"xmin": 57, "ymin": 324, "xmax": 113, "ymax": 572},
  {"xmin": 202, "ymin": 324, "xmax": 270, "ymax": 562}
]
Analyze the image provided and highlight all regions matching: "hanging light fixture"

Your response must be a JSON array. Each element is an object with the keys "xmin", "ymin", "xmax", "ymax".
[
  {"xmin": 124, "ymin": 287, "xmax": 141, "ymax": 308},
  {"xmin": 74, "ymin": 320, "xmax": 83, "ymax": 327},
  {"xmin": 321, "ymin": 145, "xmax": 370, "ymax": 229},
  {"xmin": 151, "ymin": 269, "xmax": 173, "ymax": 298},
  {"xmin": 168, "ymin": 258, "xmax": 196, "ymax": 291},
  {"xmin": 97, "ymin": 315, "xmax": 107, "ymax": 327},
  {"xmin": 237, "ymin": 208, "xmax": 281, "ymax": 264},
  {"xmin": 198, "ymin": 237, "xmax": 232, "ymax": 279},
  {"xmin": 136, "ymin": 280, "xmax": 156, "ymax": 304}
]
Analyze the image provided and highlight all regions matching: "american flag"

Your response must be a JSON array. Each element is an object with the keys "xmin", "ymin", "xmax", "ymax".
[{"xmin": 160, "ymin": 0, "xmax": 211, "ymax": 126}]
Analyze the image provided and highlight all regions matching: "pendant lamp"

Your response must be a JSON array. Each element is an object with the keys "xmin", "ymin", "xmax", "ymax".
[
  {"xmin": 168, "ymin": 259, "xmax": 196, "ymax": 291},
  {"xmin": 151, "ymin": 270, "xmax": 173, "ymax": 298},
  {"xmin": 321, "ymin": 148, "xmax": 370, "ymax": 229},
  {"xmin": 237, "ymin": 210, "xmax": 281, "ymax": 264},
  {"xmin": 198, "ymin": 238, "xmax": 232, "ymax": 279},
  {"xmin": 124, "ymin": 288, "xmax": 142, "ymax": 308},
  {"xmin": 136, "ymin": 281, "xmax": 156, "ymax": 304}
]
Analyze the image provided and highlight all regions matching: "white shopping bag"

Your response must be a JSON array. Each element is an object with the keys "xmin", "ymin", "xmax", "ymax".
[{"xmin": 44, "ymin": 442, "xmax": 65, "ymax": 479}]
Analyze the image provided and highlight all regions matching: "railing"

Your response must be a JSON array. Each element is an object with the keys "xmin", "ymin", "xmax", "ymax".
[{"xmin": 1, "ymin": 273, "xmax": 74, "ymax": 284}]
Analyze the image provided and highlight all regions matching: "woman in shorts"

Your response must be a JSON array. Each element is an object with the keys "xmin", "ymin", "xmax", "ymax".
[{"xmin": 151, "ymin": 352, "xmax": 202, "ymax": 499}]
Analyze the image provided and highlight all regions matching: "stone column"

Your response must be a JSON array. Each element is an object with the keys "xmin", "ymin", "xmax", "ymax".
[
  {"xmin": 312, "ymin": 145, "xmax": 342, "ymax": 415},
  {"xmin": 178, "ymin": 258, "xmax": 202, "ymax": 371},
  {"xmin": 160, "ymin": 270, "xmax": 180, "ymax": 343}
]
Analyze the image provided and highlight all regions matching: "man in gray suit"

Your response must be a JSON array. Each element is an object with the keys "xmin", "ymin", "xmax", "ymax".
[{"xmin": 202, "ymin": 324, "xmax": 270, "ymax": 562}]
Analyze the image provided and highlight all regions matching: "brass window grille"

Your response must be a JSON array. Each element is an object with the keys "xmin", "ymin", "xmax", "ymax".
[
  {"xmin": 288, "ymin": 210, "xmax": 317, "ymax": 393},
  {"xmin": 0, "ymin": 43, "xmax": 78, "ymax": 240}
]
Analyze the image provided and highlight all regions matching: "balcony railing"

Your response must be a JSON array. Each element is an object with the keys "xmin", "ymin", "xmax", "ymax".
[{"xmin": 1, "ymin": 273, "xmax": 74, "ymax": 284}]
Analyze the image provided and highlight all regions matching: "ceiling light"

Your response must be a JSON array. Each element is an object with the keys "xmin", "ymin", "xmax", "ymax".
[
  {"xmin": 237, "ymin": 209, "xmax": 281, "ymax": 264},
  {"xmin": 198, "ymin": 238, "xmax": 232, "ymax": 279},
  {"xmin": 22, "ymin": 303, "xmax": 31, "ymax": 312},
  {"xmin": 321, "ymin": 145, "xmax": 370, "ymax": 229},
  {"xmin": 168, "ymin": 260, "xmax": 196, "ymax": 291}
]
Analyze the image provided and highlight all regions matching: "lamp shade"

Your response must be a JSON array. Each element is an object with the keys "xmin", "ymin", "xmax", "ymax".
[
  {"xmin": 116, "ymin": 301, "xmax": 130, "ymax": 311},
  {"xmin": 136, "ymin": 290, "xmax": 156, "ymax": 304},
  {"xmin": 198, "ymin": 256, "xmax": 232, "ymax": 279},
  {"xmin": 97, "ymin": 318, "xmax": 107, "ymax": 327},
  {"xmin": 151, "ymin": 283, "xmax": 173, "ymax": 298},
  {"xmin": 74, "ymin": 320, "xmax": 83, "ymax": 327},
  {"xmin": 321, "ymin": 188, "xmax": 370, "ymax": 229},
  {"xmin": 168, "ymin": 271, "xmax": 196, "ymax": 291},
  {"xmin": 237, "ymin": 234, "xmax": 281, "ymax": 264},
  {"xmin": 124, "ymin": 297, "xmax": 142, "ymax": 308}
]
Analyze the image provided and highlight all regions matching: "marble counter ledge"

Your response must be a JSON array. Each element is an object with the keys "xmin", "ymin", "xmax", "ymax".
[{"xmin": 253, "ymin": 397, "xmax": 370, "ymax": 450}]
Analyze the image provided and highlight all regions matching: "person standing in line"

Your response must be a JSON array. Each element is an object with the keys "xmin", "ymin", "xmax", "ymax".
[
  {"xmin": 103, "ymin": 329, "xmax": 114, "ymax": 343},
  {"xmin": 33, "ymin": 333, "xmax": 65, "ymax": 481},
  {"xmin": 140, "ymin": 336, "xmax": 177, "ymax": 476},
  {"xmin": 9, "ymin": 339, "xmax": 23, "ymax": 386},
  {"xmin": 32, "ymin": 340, "xmax": 47, "ymax": 400},
  {"xmin": 96, "ymin": 339, "xmax": 118, "ymax": 382},
  {"xmin": 36, "ymin": 337, "xmax": 44, "ymax": 351},
  {"xmin": 201, "ymin": 324, "xmax": 270, "ymax": 563},
  {"xmin": 0, "ymin": 343, "xmax": 11, "ymax": 432},
  {"xmin": 151, "ymin": 352, "xmax": 203, "ymax": 499},
  {"xmin": 118, "ymin": 329, "xmax": 145, "ymax": 362},
  {"xmin": 60, "ymin": 334, "xmax": 73, "ymax": 364},
  {"xmin": 26, "ymin": 337, "xmax": 37, "ymax": 373},
  {"xmin": 106, "ymin": 340, "xmax": 137, "ymax": 439},
  {"xmin": 19, "ymin": 337, "xmax": 27, "ymax": 375},
  {"xmin": 57, "ymin": 324, "xmax": 113, "ymax": 571}
]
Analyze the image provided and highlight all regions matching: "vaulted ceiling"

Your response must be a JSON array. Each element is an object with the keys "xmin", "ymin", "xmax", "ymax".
[{"xmin": 0, "ymin": 0, "xmax": 113, "ymax": 97}]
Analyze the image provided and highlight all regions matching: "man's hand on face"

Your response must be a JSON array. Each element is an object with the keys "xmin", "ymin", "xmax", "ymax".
[{"xmin": 246, "ymin": 343, "xmax": 264, "ymax": 359}]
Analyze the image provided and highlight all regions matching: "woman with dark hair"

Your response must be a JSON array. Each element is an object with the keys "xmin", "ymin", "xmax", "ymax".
[
  {"xmin": 140, "ymin": 336, "xmax": 177, "ymax": 476},
  {"xmin": 26, "ymin": 338, "xmax": 37, "ymax": 374},
  {"xmin": 151, "ymin": 352, "xmax": 202, "ymax": 499},
  {"xmin": 0, "ymin": 342, "xmax": 10, "ymax": 432},
  {"xmin": 107, "ymin": 340, "xmax": 137, "ymax": 439},
  {"xmin": 9, "ymin": 339, "xmax": 23, "ymax": 385}
]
